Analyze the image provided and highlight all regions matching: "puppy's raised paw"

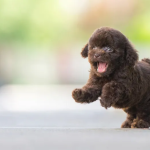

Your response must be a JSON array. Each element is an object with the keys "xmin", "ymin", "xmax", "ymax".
[
  {"xmin": 72, "ymin": 89, "xmax": 82, "ymax": 100},
  {"xmin": 100, "ymin": 98, "xmax": 112, "ymax": 109},
  {"xmin": 72, "ymin": 89, "xmax": 89, "ymax": 103}
]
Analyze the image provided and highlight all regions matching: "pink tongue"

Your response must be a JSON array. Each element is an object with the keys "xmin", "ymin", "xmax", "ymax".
[{"xmin": 97, "ymin": 63, "xmax": 107, "ymax": 73}]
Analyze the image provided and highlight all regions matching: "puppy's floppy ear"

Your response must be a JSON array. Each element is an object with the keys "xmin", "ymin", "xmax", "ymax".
[
  {"xmin": 125, "ymin": 40, "xmax": 138, "ymax": 66},
  {"xmin": 81, "ymin": 43, "xmax": 88, "ymax": 58}
]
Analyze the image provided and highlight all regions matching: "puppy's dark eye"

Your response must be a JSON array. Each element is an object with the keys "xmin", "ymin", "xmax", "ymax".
[{"xmin": 102, "ymin": 47, "xmax": 113, "ymax": 52}]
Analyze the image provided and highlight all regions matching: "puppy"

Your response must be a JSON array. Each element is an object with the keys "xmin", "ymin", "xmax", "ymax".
[{"xmin": 72, "ymin": 27, "xmax": 150, "ymax": 128}]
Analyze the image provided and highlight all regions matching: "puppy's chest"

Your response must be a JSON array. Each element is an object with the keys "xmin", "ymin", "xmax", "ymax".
[{"xmin": 96, "ymin": 78, "xmax": 110, "ymax": 86}]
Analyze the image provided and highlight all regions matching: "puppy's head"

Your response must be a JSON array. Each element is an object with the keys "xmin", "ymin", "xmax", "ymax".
[{"xmin": 81, "ymin": 27, "xmax": 138, "ymax": 77}]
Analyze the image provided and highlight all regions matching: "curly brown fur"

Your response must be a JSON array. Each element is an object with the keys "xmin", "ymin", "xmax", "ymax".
[{"xmin": 72, "ymin": 27, "xmax": 150, "ymax": 128}]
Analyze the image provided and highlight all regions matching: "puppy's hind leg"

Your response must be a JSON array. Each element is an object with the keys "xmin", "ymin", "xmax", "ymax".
[
  {"xmin": 121, "ymin": 114, "xmax": 136, "ymax": 128},
  {"xmin": 121, "ymin": 107, "xmax": 136, "ymax": 128},
  {"xmin": 131, "ymin": 101, "xmax": 150, "ymax": 128},
  {"xmin": 131, "ymin": 113, "xmax": 150, "ymax": 128}
]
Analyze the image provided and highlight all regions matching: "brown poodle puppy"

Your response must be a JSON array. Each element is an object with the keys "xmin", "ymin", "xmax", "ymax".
[{"xmin": 72, "ymin": 27, "xmax": 150, "ymax": 128}]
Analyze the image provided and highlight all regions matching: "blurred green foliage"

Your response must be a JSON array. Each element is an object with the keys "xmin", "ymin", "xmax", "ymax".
[
  {"xmin": 125, "ymin": 0, "xmax": 150, "ymax": 43},
  {"xmin": 0, "ymin": 0, "xmax": 149, "ymax": 47},
  {"xmin": 0, "ymin": 0, "xmax": 75, "ymax": 46},
  {"xmin": 0, "ymin": 0, "xmax": 149, "ymax": 84}
]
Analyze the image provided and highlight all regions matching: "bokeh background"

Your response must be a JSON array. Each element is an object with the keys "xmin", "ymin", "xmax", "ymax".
[
  {"xmin": 0, "ymin": 0, "xmax": 150, "ymax": 85},
  {"xmin": 0, "ymin": 0, "xmax": 149, "ymax": 125}
]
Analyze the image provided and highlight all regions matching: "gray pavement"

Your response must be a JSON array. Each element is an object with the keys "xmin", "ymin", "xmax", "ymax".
[
  {"xmin": 0, "ymin": 111, "xmax": 149, "ymax": 150},
  {"xmin": 0, "ymin": 85, "xmax": 149, "ymax": 150},
  {"xmin": 0, "ymin": 127, "xmax": 150, "ymax": 150},
  {"xmin": 0, "ymin": 111, "xmax": 125, "ymax": 128}
]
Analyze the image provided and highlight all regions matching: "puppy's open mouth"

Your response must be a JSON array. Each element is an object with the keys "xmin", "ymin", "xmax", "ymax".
[{"xmin": 97, "ymin": 62, "xmax": 108, "ymax": 73}]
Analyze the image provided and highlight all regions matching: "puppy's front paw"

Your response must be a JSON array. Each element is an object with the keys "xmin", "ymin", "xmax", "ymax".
[
  {"xmin": 72, "ymin": 89, "xmax": 82, "ymax": 101},
  {"xmin": 121, "ymin": 120, "xmax": 132, "ymax": 128},
  {"xmin": 100, "ymin": 82, "xmax": 119, "ymax": 109},
  {"xmin": 100, "ymin": 98, "xmax": 112, "ymax": 109},
  {"xmin": 72, "ymin": 89, "xmax": 89, "ymax": 103}
]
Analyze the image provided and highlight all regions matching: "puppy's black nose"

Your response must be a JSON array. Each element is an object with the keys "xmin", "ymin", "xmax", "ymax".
[{"xmin": 94, "ymin": 53, "xmax": 100, "ymax": 58}]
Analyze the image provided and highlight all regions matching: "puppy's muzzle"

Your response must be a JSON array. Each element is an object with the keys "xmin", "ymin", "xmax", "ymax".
[
  {"xmin": 94, "ymin": 53, "xmax": 101, "ymax": 58},
  {"xmin": 94, "ymin": 52, "xmax": 105, "ymax": 58}
]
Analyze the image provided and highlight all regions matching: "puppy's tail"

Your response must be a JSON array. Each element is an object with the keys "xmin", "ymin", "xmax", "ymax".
[{"xmin": 142, "ymin": 58, "xmax": 150, "ymax": 65}]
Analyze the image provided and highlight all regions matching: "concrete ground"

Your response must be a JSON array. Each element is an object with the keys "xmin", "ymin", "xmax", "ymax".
[
  {"xmin": 0, "ymin": 111, "xmax": 149, "ymax": 150},
  {"xmin": 0, "ymin": 85, "xmax": 149, "ymax": 150},
  {"xmin": 0, "ymin": 127, "xmax": 150, "ymax": 150}
]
